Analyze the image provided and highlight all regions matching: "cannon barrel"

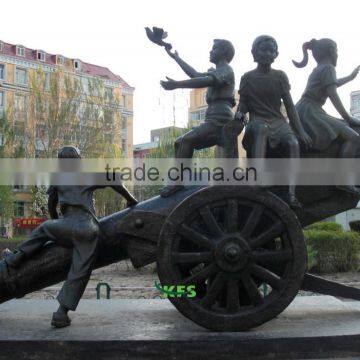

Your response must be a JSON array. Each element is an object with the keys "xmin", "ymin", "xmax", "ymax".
[{"xmin": 0, "ymin": 186, "xmax": 203, "ymax": 304}]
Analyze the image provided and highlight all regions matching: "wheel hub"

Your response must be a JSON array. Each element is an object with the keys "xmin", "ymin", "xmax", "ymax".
[{"xmin": 214, "ymin": 235, "xmax": 252, "ymax": 272}]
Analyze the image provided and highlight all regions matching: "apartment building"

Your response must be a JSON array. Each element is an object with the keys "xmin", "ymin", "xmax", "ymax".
[{"xmin": 0, "ymin": 40, "xmax": 134, "ymax": 236}]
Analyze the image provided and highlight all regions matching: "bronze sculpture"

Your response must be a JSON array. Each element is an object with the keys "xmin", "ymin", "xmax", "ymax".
[
  {"xmin": 294, "ymin": 38, "xmax": 360, "ymax": 194},
  {"xmin": 2, "ymin": 31, "xmax": 360, "ymax": 332},
  {"xmin": 3, "ymin": 146, "xmax": 138, "ymax": 328},
  {"xmin": 236, "ymin": 35, "xmax": 312, "ymax": 208},
  {"xmin": 146, "ymin": 27, "xmax": 242, "ymax": 196}
]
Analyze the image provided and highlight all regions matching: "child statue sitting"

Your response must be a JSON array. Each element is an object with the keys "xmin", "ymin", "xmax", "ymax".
[
  {"xmin": 3, "ymin": 146, "xmax": 138, "ymax": 328},
  {"xmin": 160, "ymin": 38, "xmax": 241, "ymax": 196},
  {"xmin": 236, "ymin": 35, "xmax": 312, "ymax": 208}
]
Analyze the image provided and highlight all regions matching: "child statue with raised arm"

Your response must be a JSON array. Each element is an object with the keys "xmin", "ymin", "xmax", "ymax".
[{"xmin": 146, "ymin": 27, "xmax": 244, "ymax": 196}]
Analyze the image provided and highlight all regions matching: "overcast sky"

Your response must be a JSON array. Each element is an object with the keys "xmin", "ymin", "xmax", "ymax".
[{"xmin": 1, "ymin": 0, "xmax": 359, "ymax": 144}]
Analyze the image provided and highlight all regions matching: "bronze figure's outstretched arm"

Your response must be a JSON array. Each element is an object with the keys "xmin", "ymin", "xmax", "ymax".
[
  {"xmin": 326, "ymin": 84, "xmax": 360, "ymax": 126},
  {"xmin": 337, "ymin": 65, "xmax": 360, "ymax": 87},
  {"xmin": 160, "ymin": 75, "xmax": 213, "ymax": 90},
  {"xmin": 165, "ymin": 48, "xmax": 205, "ymax": 78}
]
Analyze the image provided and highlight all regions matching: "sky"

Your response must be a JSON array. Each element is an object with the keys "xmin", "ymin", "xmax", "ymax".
[{"xmin": 1, "ymin": 0, "xmax": 359, "ymax": 144}]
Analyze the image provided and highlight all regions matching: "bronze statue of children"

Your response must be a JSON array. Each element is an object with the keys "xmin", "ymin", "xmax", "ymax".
[
  {"xmin": 237, "ymin": 35, "xmax": 312, "ymax": 208},
  {"xmin": 160, "ymin": 39, "xmax": 237, "ymax": 196},
  {"xmin": 3, "ymin": 146, "xmax": 138, "ymax": 328},
  {"xmin": 293, "ymin": 38, "xmax": 360, "ymax": 193}
]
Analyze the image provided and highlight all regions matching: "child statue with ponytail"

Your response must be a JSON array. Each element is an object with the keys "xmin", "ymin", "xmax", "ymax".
[{"xmin": 294, "ymin": 39, "xmax": 360, "ymax": 153}]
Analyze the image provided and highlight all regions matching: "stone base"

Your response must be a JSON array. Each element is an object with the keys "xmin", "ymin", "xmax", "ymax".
[{"xmin": 0, "ymin": 296, "xmax": 360, "ymax": 359}]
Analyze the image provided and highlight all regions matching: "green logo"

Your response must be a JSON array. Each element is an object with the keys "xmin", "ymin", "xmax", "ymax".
[{"xmin": 154, "ymin": 281, "xmax": 197, "ymax": 298}]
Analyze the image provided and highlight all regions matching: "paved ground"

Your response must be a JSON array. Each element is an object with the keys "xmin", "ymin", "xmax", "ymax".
[{"xmin": 23, "ymin": 261, "xmax": 360, "ymax": 300}]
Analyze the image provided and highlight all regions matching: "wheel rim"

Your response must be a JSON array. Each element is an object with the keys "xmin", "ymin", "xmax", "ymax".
[{"xmin": 157, "ymin": 186, "xmax": 306, "ymax": 331}]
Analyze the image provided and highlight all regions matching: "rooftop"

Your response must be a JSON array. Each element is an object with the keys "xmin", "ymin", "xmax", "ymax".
[{"xmin": 0, "ymin": 40, "xmax": 133, "ymax": 89}]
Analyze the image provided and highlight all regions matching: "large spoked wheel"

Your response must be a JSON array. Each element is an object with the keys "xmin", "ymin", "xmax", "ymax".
[{"xmin": 157, "ymin": 186, "xmax": 306, "ymax": 331}]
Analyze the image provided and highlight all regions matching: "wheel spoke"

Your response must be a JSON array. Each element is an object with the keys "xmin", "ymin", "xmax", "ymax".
[
  {"xmin": 199, "ymin": 206, "xmax": 222, "ymax": 237},
  {"xmin": 249, "ymin": 221, "xmax": 283, "ymax": 249},
  {"xmin": 241, "ymin": 272, "xmax": 263, "ymax": 306},
  {"xmin": 253, "ymin": 250, "xmax": 292, "ymax": 265},
  {"xmin": 226, "ymin": 278, "xmax": 240, "ymax": 312},
  {"xmin": 226, "ymin": 199, "xmax": 238, "ymax": 233},
  {"xmin": 183, "ymin": 263, "xmax": 217, "ymax": 285},
  {"xmin": 241, "ymin": 204, "xmax": 264, "ymax": 238},
  {"xmin": 250, "ymin": 264, "xmax": 284, "ymax": 290},
  {"xmin": 172, "ymin": 251, "xmax": 213, "ymax": 264},
  {"xmin": 178, "ymin": 224, "xmax": 213, "ymax": 249},
  {"xmin": 201, "ymin": 273, "xmax": 225, "ymax": 308}
]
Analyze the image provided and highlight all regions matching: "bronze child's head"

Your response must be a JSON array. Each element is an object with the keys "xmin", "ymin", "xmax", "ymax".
[
  {"xmin": 251, "ymin": 35, "xmax": 279, "ymax": 66},
  {"xmin": 209, "ymin": 39, "xmax": 235, "ymax": 65},
  {"xmin": 293, "ymin": 38, "xmax": 338, "ymax": 68},
  {"xmin": 58, "ymin": 146, "xmax": 81, "ymax": 159}
]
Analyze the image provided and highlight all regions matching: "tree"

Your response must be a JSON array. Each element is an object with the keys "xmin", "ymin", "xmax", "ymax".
[
  {"xmin": 134, "ymin": 125, "xmax": 216, "ymax": 201},
  {"xmin": 0, "ymin": 186, "xmax": 13, "ymax": 229},
  {"xmin": 30, "ymin": 186, "xmax": 48, "ymax": 218},
  {"xmin": 28, "ymin": 68, "xmax": 127, "ymax": 216},
  {"xmin": 30, "ymin": 68, "xmax": 123, "ymax": 158}
]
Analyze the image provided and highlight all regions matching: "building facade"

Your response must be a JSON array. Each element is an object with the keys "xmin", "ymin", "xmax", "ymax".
[
  {"xmin": 188, "ymin": 88, "xmax": 246, "ymax": 157},
  {"xmin": 351, "ymin": 90, "xmax": 360, "ymax": 119},
  {"xmin": 0, "ymin": 40, "xmax": 134, "ymax": 236},
  {"xmin": 0, "ymin": 40, "xmax": 134, "ymax": 156},
  {"xmin": 133, "ymin": 126, "xmax": 186, "ymax": 159}
]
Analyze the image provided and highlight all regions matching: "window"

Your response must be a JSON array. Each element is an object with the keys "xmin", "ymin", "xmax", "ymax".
[
  {"xmin": 121, "ymin": 139, "xmax": 127, "ymax": 152},
  {"xmin": 56, "ymin": 55, "xmax": 65, "ymax": 65},
  {"xmin": 37, "ymin": 51, "xmax": 45, "ymax": 61},
  {"xmin": 104, "ymin": 133, "xmax": 112, "ymax": 143},
  {"xmin": 0, "ymin": 41, "xmax": 3, "ymax": 52},
  {"xmin": 16, "ymin": 45, "xmax": 25, "ymax": 57},
  {"xmin": 14, "ymin": 94, "xmax": 27, "ymax": 123},
  {"xmin": 35, "ymin": 98, "xmax": 49, "ymax": 116},
  {"xmin": 0, "ymin": 64, "xmax": 4, "ymax": 80},
  {"xmin": 14, "ymin": 201, "xmax": 25, "ymax": 217},
  {"xmin": 0, "ymin": 91, "xmax": 4, "ymax": 118},
  {"xmin": 15, "ymin": 67, "xmax": 28, "ymax": 86},
  {"xmin": 44, "ymin": 72, "xmax": 50, "ymax": 90},
  {"xmin": 122, "ymin": 94, "xmax": 126, "ymax": 108},
  {"xmin": 121, "ymin": 117, "xmax": 127, "ymax": 130},
  {"xmin": 35, "ymin": 124, "xmax": 48, "ymax": 151},
  {"xmin": 74, "ymin": 60, "xmax": 81, "ymax": 70},
  {"xmin": 81, "ymin": 77, "xmax": 89, "ymax": 94},
  {"xmin": 105, "ymin": 87, "xmax": 113, "ymax": 100}
]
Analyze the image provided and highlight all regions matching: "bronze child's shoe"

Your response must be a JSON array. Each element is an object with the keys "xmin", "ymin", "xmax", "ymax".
[{"xmin": 51, "ymin": 312, "xmax": 72, "ymax": 328}]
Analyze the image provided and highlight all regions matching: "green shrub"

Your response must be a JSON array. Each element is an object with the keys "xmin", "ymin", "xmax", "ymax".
[
  {"xmin": 304, "ymin": 229, "xmax": 360, "ymax": 273},
  {"xmin": 306, "ymin": 244, "xmax": 318, "ymax": 271},
  {"xmin": 306, "ymin": 221, "xmax": 343, "ymax": 233}
]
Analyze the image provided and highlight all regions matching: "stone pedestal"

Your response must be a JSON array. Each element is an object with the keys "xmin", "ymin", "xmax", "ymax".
[{"xmin": 0, "ymin": 296, "xmax": 360, "ymax": 359}]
